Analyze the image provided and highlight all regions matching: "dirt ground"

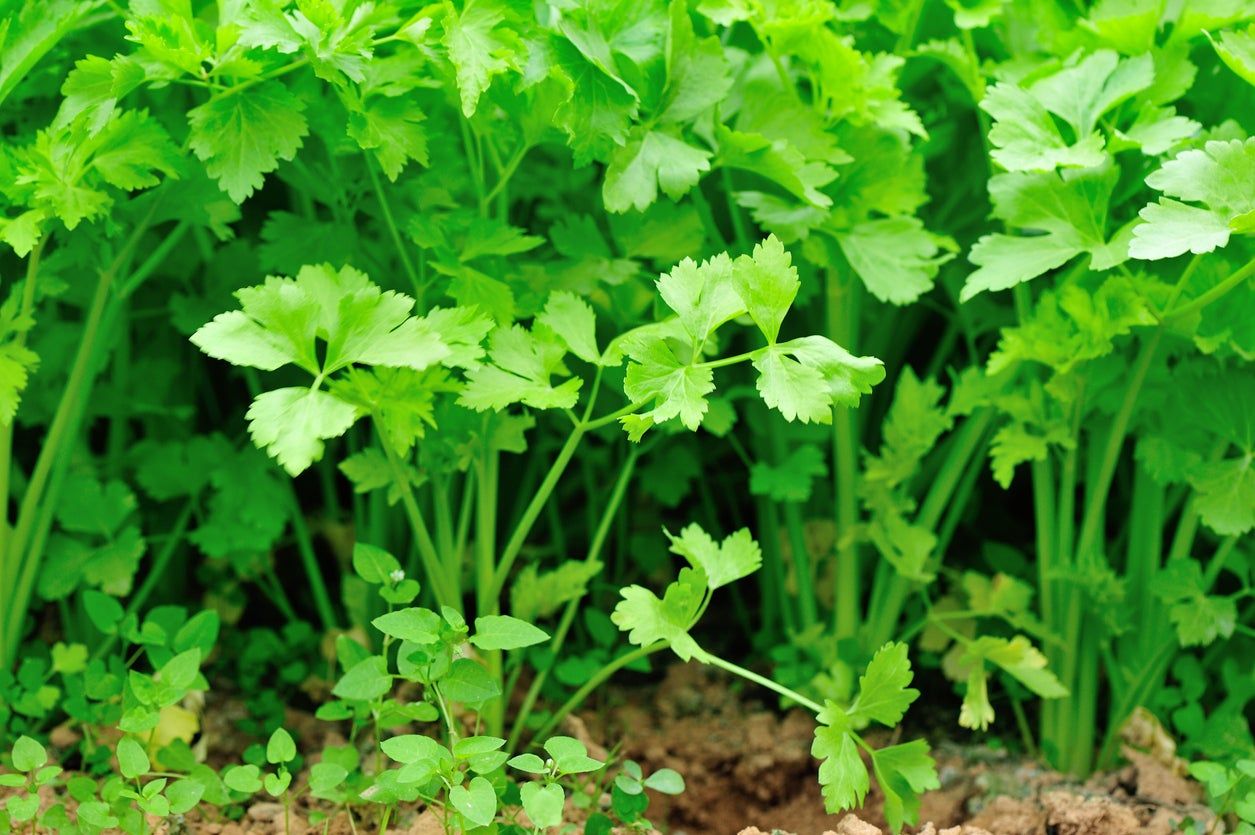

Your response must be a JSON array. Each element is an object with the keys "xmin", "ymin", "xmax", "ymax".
[
  {"xmin": 587, "ymin": 665, "xmax": 1217, "ymax": 835},
  {"xmin": 6, "ymin": 664, "xmax": 1222, "ymax": 834}
]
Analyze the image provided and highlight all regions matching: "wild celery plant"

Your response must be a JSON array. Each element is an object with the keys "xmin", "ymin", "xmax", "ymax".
[
  {"xmin": 191, "ymin": 234, "xmax": 884, "ymax": 738},
  {"xmin": 734, "ymin": 0, "xmax": 1255, "ymax": 779},
  {"xmin": 0, "ymin": 0, "xmax": 881, "ymax": 702},
  {"xmin": 935, "ymin": 7, "xmax": 1255, "ymax": 776}
]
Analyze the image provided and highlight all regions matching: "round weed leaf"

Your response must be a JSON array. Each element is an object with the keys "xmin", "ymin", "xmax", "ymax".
[
  {"xmin": 643, "ymin": 768, "xmax": 685, "ymax": 795},
  {"xmin": 266, "ymin": 728, "xmax": 296, "ymax": 764},
  {"xmin": 450, "ymin": 775, "xmax": 497, "ymax": 827},
  {"xmin": 165, "ymin": 779, "xmax": 205, "ymax": 814},
  {"xmin": 223, "ymin": 764, "xmax": 263, "ymax": 794},
  {"xmin": 116, "ymin": 737, "xmax": 150, "ymax": 779},
  {"xmin": 521, "ymin": 782, "xmax": 565, "ymax": 829},
  {"xmin": 11, "ymin": 736, "xmax": 46, "ymax": 772}
]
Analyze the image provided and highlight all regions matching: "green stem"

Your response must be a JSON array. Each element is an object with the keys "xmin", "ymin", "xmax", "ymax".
[
  {"xmin": 1073, "ymin": 330, "xmax": 1161, "ymax": 566},
  {"xmin": 506, "ymin": 447, "xmax": 639, "ymax": 750},
  {"xmin": 865, "ymin": 409, "xmax": 994, "ymax": 647},
  {"xmin": 529, "ymin": 644, "xmax": 663, "ymax": 743},
  {"xmin": 91, "ymin": 499, "xmax": 196, "ymax": 662},
  {"xmin": 1162, "ymin": 257, "xmax": 1255, "ymax": 322},
  {"xmin": 827, "ymin": 268, "xmax": 862, "ymax": 643},
  {"xmin": 364, "ymin": 157, "xmax": 423, "ymax": 299},
  {"xmin": 769, "ymin": 424, "xmax": 816, "ymax": 628},
  {"xmin": 704, "ymin": 654, "xmax": 824, "ymax": 714},
  {"xmin": 381, "ymin": 440, "xmax": 457, "ymax": 610},
  {"xmin": 1125, "ymin": 464, "xmax": 1163, "ymax": 661},
  {"xmin": 475, "ymin": 442, "xmax": 502, "ymax": 735},
  {"xmin": 3, "ymin": 247, "xmax": 122, "ymax": 665},
  {"xmin": 488, "ymin": 425, "xmax": 585, "ymax": 599},
  {"xmin": 0, "ymin": 239, "xmax": 44, "ymax": 566},
  {"xmin": 285, "ymin": 483, "xmax": 338, "ymax": 632}
]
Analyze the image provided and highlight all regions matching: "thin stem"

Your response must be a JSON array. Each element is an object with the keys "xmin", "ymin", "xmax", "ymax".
[
  {"xmin": 1073, "ymin": 331, "xmax": 1161, "ymax": 563},
  {"xmin": 489, "ymin": 425, "xmax": 585, "ymax": 599},
  {"xmin": 483, "ymin": 143, "xmax": 532, "ymax": 205},
  {"xmin": 2, "ymin": 238, "xmax": 128, "ymax": 663},
  {"xmin": 91, "ymin": 499, "xmax": 196, "ymax": 661},
  {"xmin": 507, "ymin": 447, "xmax": 639, "ymax": 750},
  {"xmin": 117, "ymin": 222, "xmax": 189, "ymax": 298},
  {"xmin": 584, "ymin": 402, "xmax": 642, "ymax": 431},
  {"xmin": 475, "ymin": 441, "xmax": 502, "ymax": 735},
  {"xmin": 381, "ymin": 440, "xmax": 457, "ymax": 610},
  {"xmin": 704, "ymin": 654, "xmax": 824, "ymax": 715},
  {"xmin": 529, "ymin": 644, "xmax": 664, "ymax": 743},
  {"xmin": 284, "ymin": 483, "xmax": 339, "ymax": 631},
  {"xmin": 365, "ymin": 157, "xmax": 423, "ymax": 299},
  {"xmin": 1162, "ymin": 256, "xmax": 1255, "ymax": 322}
]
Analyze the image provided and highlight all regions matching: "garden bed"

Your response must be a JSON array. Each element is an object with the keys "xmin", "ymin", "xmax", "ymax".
[{"xmin": 10, "ymin": 665, "xmax": 1215, "ymax": 835}]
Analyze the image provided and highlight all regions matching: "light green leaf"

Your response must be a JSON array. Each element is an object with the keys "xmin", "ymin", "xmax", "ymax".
[
  {"xmin": 538, "ymin": 291, "xmax": 601, "ymax": 364},
  {"xmin": 656, "ymin": 252, "xmax": 744, "ymax": 347},
  {"xmin": 372, "ymin": 607, "xmax": 442, "ymax": 644},
  {"xmin": 543, "ymin": 736, "xmax": 604, "ymax": 774},
  {"xmin": 441, "ymin": 658, "xmax": 502, "ymax": 706},
  {"xmin": 730, "ymin": 235, "xmax": 799, "ymax": 344},
  {"xmin": 849, "ymin": 642, "xmax": 920, "ymax": 728},
  {"xmin": 976, "ymin": 635, "xmax": 1069, "ymax": 698},
  {"xmin": 116, "ymin": 737, "xmax": 150, "ymax": 779},
  {"xmin": 622, "ymin": 338, "xmax": 716, "ymax": 435},
  {"xmin": 837, "ymin": 217, "xmax": 952, "ymax": 305},
  {"xmin": 0, "ymin": 342, "xmax": 39, "ymax": 424},
  {"xmin": 963, "ymin": 234, "xmax": 1079, "ymax": 300},
  {"xmin": 460, "ymin": 325, "xmax": 583, "ymax": 412},
  {"xmin": 981, "ymin": 82, "xmax": 1106, "ymax": 172},
  {"xmin": 245, "ymin": 387, "xmax": 358, "ymax": 476},
  {"xmin": 603, "ymin": 129, "xmax": 711, "ymax": 213},
  {"xmin": 716, "ymin": 126, "xmax": 836, "ymax": 207},
  {"xmin": 871, "ymin": 739, "xmax": 939, "ymax": 834},
  {"xmin": 1131, "ymin": 138, "xmax": 1255, "ymax": 260},
  {"xmin": 348, "ymin": 96, "xmax": 428, "ymax": 181},
  {"xmin": 611, "ymin": 576, "xmax": 706, "ymax": 661},
  {"xmin": 1210, "ymin": 26, "xmax": 1255, "ymax": 86},
  {"xmin": 266, "ymin": 729, "xmax": 296, "ymax": 765},
  {"xmin": 753, "ymin": 336, "xmax": 885, "ymax": 423},
  {"xmin": 443, "ymin": 0, "xmax": 522, "ymax": 117},
  {"xmin": 224, "ymin": 763, "xmax": 263, "ymax": 794},
  {"xmin": 187, "ymin": 81, "xmax": 308, "ymax": 203},
  {"xmin": 813, "ymin": 723, "xmax": 868, "ymax": 813},
  {"xmin": 450, "ymin": 775, "xmax": 497, "ymax": 828},
  {"xmin": 664, "ymin": 524, "xmax": 762, "ymax": 589},
  {"xmin": 470, "ymin": 615, "xmax": 550, "ymax": 651},
  {"xmin": 959, "ymin": 667, "xmax": 994, "ymax": 730},
  {"xmin": 521, "ymin": 782, "xmax": 564, "ymax": 829},
  {"xmin": 332, "ymin": 656, "xmax": 392, "ymax": 702},
  {"xmin": 11, "ymin": 736, "xmax": 46, "ymax": 772}
]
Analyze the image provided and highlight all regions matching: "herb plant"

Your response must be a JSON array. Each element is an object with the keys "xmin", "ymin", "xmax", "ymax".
[{"xmin": 1, "ymin": 0, "xmax": 1252, "ymax": 832}]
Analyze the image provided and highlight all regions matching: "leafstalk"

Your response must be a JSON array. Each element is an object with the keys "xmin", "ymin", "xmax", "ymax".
[
  {"xmin": 506, "ymin": 447, "xmax": 639, "ymax": 750},
  {"xmin": 826, "ymin": 267, "xmax": 862, "ymax": 642}
]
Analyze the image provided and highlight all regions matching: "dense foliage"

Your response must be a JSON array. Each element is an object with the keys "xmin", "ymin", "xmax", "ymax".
[{"xmin": 1, "ymin": 0, "xmax": 1253, "ymax": 832}]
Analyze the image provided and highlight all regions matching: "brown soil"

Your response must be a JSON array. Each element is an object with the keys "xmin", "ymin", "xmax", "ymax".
[
  {"xmin": 581, "ymin": 665, "xmax": 1217, "ymax": 835},
  {"xmin": 5, "ymin": 665, "xmax": 1219, "ymax": 834}
]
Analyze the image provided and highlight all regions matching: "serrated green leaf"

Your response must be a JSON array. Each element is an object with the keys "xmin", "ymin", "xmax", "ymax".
[
  {"xmin": 849, "ymin": 642, "xmax": 919, "ymax": 728},
  {"xmin": 664, "ymin": 524, "xmax": 762, "ymax": 589},
  {"xmin": 187, "ymin": 81, "xmax": 308, "ymax": 203}
]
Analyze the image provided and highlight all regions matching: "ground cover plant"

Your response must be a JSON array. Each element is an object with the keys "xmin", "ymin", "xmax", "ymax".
[{"xmin": 0, "ymin": 0, "xmax": 1252, "ymax": 833}]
